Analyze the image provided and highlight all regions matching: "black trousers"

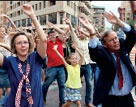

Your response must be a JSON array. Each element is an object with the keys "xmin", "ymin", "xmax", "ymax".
[{"xmin": 102, "ymin": 93, "xmax": 134, "ymax": 107}]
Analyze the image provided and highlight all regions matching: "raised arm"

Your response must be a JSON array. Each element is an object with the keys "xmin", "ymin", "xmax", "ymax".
[
  {"xmin": 63, "ymin": 18, "xmax": 80, "ymax": 47},
  {"xmin": 47, "ymin": 21, "xmax": 69, "ymax": 42},
  {"xmin": 78, "ymin": 17, "xmax": 96, "ymax": 37},
  {"xmin": 71, "ymin": 43, "xmax": 83, "ymax": 66},
  {"xmin": 47, "ymin": 21, "xmax": 65, "ymax": 34},
  {"xmin": 76, "ymin": 26, "xmax": 90, "ymax": 37},
  {"xmin": 0, "ymin": 42, "xmax": 11, "ymax": 52},
  {"xmin": 22, "ymin": 4, "xmax": 47, "ymax": 59},
  {"xmin": 0, "ymin": 14, "xmax": 16, "ymax": 30},
  {"xmin": 53, "ymin": 45, "xmax": 68, "ymax": 67}
]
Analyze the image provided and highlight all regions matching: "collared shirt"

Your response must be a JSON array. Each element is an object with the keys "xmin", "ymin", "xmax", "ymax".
[
  {"xmin": 47, "ymin": 38, "xmax": 64, "ymax": 67},
  {"xmin": 76, "ymin": 38, "xmax": 92, "ymax": 65},
  {"xmin": 108, "ymin": 53, "xmax": 133, "ymax": 96}
]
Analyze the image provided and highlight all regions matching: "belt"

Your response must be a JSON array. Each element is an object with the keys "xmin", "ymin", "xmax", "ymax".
[{"xmin": 107, "ymin": 93, "xmax": 131, "ymax": 99}]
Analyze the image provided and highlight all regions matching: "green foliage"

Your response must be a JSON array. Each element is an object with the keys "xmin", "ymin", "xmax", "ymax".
[
  {"xmin": 114, "ymin": 24, "xmax": 119, "ymax": 32},
  {"xmin": 129, "ymin": 19, "xmax": 134, "ymax": 27}
]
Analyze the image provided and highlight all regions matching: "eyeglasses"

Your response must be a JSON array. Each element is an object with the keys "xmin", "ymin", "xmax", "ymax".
[{"xmin": 15, "ymin": 41, "xmax": 29, "ymax": 46}]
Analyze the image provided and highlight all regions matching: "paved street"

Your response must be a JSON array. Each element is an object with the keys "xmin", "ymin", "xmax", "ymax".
[
  {"xmin": 44, "ymin": 79, "xmax": 136, "ymax": 107},
  {"xmin": 44, "ymin": 80, "xmax": 87, "ymax": 107}
]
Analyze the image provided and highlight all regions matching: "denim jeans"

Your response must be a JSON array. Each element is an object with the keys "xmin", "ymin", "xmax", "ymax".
[
  {"xmin": 91, "ymin": 63, "xmax": 100, "ymax": 86},
  {"xmin": 80, "ymin": 64, "xmax": 92, "ymax": 104},
  {"xmin": 42, "ymin": 66, "xmax": 66, "ymax": 106}
]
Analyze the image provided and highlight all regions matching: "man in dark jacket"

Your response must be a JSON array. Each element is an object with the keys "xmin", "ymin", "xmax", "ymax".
[{"xmin": 79, "ymin": 11, "xmax": 136, "ymax": 107}]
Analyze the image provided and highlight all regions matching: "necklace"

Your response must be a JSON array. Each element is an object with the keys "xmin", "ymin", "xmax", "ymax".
[{"xmin": 15, "ymin": 62, "xmax": 33, "ymax": 107}]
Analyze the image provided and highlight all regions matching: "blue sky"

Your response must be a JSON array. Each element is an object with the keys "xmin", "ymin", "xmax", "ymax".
[{"xmin": 92, "ymin": 1, "xmax": 122, "ymax": 29}]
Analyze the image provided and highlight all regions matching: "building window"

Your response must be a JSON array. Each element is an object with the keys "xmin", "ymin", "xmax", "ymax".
[
  {"xmin": 39, "ymin": 2, "xmax": 41, "ymax": 10},
  {"xmin": 43, "ymin": 1, "xmax": 46, "ymax": 8},
  {"xmin": 10, "ymin": 14, "xmax": 12, "ymax": 18},
  {"xmin": 66, "ymin": 13, "xmax": 70, "ymax": 19},
  {"xmin": 67, "ymin": 1, "xmax": 70, "ymax": 6},
  {"xmin": 32, "ymin": 5, "xmax": 34, "ymax": 10},
  {"xmin": 21, "ymin": 10, "xmax": 23, "ymax": 15},
  {"xmin": 10, "ymin": 6, "xmax": 12, "ymax": 10},
  {"xmin": 27, "ymin": 18, "xmax": 31, "ymax": 26},
  {"xmin": 35, "ymin": 4, "xmax": 37, "ymax": 11},
  {"xmin": 39, "ymin": 15, "xmax": 46, "ymax": 25},
  {"xmin": 74, "ymin": 3, "xmax": 76, "ymax": 12},
  {"xmin": 10, "ymin": 1, "xmax": 12, "ymax": 4},
  {"xmin": 48, "ymin": 12, "xmax": 57, "ymax": 24},
  {"xmin": 17, "ymin": 20, "xmax": 20, "ymax": 27},
  {"xmin": 71, "ymin": 15, "xmax": 76, "ymax": 27},
  {"xmin": 17, "ymin": 2, "xmax": 20, "ymax": 7},
  {"xmin": 59, "ymin": 12, "xmax": 63, "ymax": 24},
  {"xmin": 22, "ymin": 19, "xmax": 26, "ymax": 27},
  {"xmin": 50, "ymin": 0, "xmax": 56, "ymax": 6},
  {"xmin": 17, "ymin": 10, "xmax": 20, "ymax": 16},
  {"xmin": 7, "ymin": 22, "xmax": 10, "ymax": 28}
]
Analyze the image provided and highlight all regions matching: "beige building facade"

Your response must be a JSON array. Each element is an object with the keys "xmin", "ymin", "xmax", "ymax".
[
  {"xmin": 120, "ymin": 1, "xmax": 133, "ymax": 23},
  {"xmin": 6, "ymin": 1, "xmax": 93, "ymax": 29},
  {"xmin": 0, "ymin": 1, "xmax": 6, "ymax": 26},
  {"xmin": 5, "ymin": 1, "xmax": 105, "ymax": 32},
  {"xmin": 120, "ymin": 1, "xmax": 135, "ymax": 66}
]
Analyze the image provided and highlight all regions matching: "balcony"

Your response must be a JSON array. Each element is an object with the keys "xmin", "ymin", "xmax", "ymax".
[{"xmin": 78, "ymin": 2, "xmax": 90, "ymax": 15}]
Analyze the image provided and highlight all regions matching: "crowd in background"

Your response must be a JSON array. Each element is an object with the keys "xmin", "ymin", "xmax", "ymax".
[{"xmin": 0, "ymin": 1, "xmax": 134, "ymax": 107}]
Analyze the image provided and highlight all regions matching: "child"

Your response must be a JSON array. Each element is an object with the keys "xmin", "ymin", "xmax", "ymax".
[{"xmin": 53, "ymin": 43, "xmax": 83, "ymax": 107}]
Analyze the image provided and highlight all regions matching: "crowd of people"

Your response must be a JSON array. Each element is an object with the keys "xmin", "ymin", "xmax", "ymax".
[{"xmin": 0, "ymin": 2, "xmax": 135, "ymax": 107}]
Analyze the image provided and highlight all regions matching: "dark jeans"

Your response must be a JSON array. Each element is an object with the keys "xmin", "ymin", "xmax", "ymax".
[
  {"xmin": 102, "ymin": 93, "xmax": 134, "ymax": 107},
  {"xmin": 91, "ymin": 63, "xmax": 100, "ymax": 86},
  {"xmin": 42, "ymin": 66, "xmax": 66, "ymax": 106},
  {"xmin": 80, "ymin": 64, "xmax": 92, "ymax": 104}
]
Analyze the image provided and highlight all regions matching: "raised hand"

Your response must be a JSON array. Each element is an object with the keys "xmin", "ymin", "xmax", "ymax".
[
  {"xmin": 71, "ymin": 42, "xmax": 76, "ymax": 49},
  {"xmin": 63, "ymin": 17, "xmax": 71, "ymax": 24},
  {"xmin": 103, "ymin": 11, "xmax": 119, "ymax": 25},
  {"xmin": 22, "ymin": 4, "xmax": 35, "ymax": 18},
  {"xmin": 78, "ymin": 17, "xmax": 95, "ymax": 35},
  {"xmin": 0, "ymin": 14, "xmax": 8, "ymax": 18},
  {"xmin": 53, "ymin": 45, "xmax": 58, "ymax": 51}
]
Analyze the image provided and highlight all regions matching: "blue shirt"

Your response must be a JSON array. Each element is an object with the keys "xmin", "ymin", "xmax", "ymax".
[
  {"xmin": 2, "ymin": 52, "xmax": 44, "ymax": 107},
  {"xmin": 108, "ymin": 53, "xmax": 133, "ymax": 96}
]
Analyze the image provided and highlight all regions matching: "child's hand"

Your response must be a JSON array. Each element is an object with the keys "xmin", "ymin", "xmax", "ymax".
[
  {"xmin": 63, "ymin": 17, "xmax": 70, "ymax": 24},
  {"xmin": 53, "ymin": 45, "xmax": 58, "ymax": 51},
  {"xmin": 71, "ymin": 43, "xmax": 76, "ymax": 49}
]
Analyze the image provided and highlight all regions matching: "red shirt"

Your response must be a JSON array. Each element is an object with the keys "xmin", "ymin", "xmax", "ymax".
[{"xmin": 47, "ymin": 38, "xmax": 64, "ymax": 67}]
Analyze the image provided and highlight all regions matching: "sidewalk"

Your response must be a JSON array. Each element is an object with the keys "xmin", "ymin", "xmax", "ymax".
[
  {"xmin": 45, "ymin": 80, "xmax": 136, "ymax": 107},
  {"xmin": 45, "ymin": 80, "xmax": 88, "ymax": 107}
]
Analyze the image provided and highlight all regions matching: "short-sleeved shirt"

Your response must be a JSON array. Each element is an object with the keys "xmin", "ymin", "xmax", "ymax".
[
  {"xmin": 0, "ymin": 46, "xmax": 11, "ymax": 87},
  {"xmin": 47, "ymin": 38, "xmax": 64, "ymax": 67},
  {"xmin": 65, "ymin": 64, "xmax": 82, "ymax": 89},
  {"xmin": 2, "ymin": 52, "xmax": 44, "ymax": 107}
]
